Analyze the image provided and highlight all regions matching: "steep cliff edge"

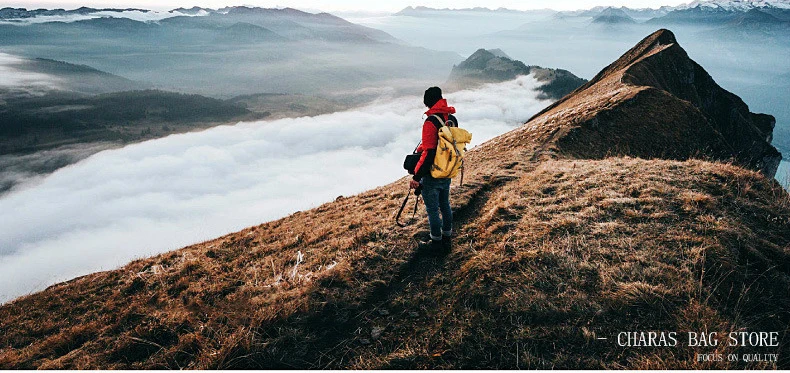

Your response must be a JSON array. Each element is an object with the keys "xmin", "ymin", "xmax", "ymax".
[
  {"xmin": 522, "ymin": 29, "xmax": 781, "ymax": 177},
  {"xmin": 0, "ymin": 30, "xmax": 788, "ymax": 369}
]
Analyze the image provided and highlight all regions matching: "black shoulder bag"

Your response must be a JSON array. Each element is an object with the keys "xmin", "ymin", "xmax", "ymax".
[{"xmin": 403, "ymin": 142, "xmax": 422, "ymax": 175}]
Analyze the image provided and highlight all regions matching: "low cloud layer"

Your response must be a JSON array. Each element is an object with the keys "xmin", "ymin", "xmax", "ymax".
[
  {"xmin": 0, "ymin": 142, "xmax": 119, "ymax": 194},
  {"xmin": 0, "ymin": 76, "xmax": 550, "ymax": 303},
  {"xmin": 0, "ymin": 53, "xmax": 59, "ymax": 90}
]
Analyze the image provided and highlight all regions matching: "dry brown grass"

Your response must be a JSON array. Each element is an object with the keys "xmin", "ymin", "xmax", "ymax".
[{"xmin": 1, "ymin": 153, "xmax": 788, "ymax": 369}]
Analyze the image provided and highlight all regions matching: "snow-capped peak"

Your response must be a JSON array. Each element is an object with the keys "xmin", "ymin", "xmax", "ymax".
[{"xmin": 678, "ymin": 0, "xmax": 790, "ymax": 11}]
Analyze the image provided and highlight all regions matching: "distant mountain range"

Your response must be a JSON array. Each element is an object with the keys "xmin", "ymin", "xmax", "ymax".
[
  {"xmin": 677, "ymin": 0, "xmax": 790, "ymax": 11},
  {"xmin": 0, "ymin": 5, "xmax": 460, "ymax": 98},
  {"xmin": 0, "ymin": 7, "xmax": 150, "ymax": 19},
  {"xmin": 572, "ymin": 1, "xmax": 790, "ymax": 34},
  {"xmin": 397, "ymin": 0, "xmax": 790, "ymax": 13},
  {"xmin": 569, "ymin": 1, "xmax": 790, "ymax": 25},
  {"xmin": 5, "ymin": 3, "xmax": 788, "ymax": 33},
  {"xmin": 0, "ymin": 57, "xmax": 260, "ymax": 157},
  {"xmin": 591, "ymin": 8, "xmax": 638, "ymax": 24},
  {"xmin": 0, "ymin": 6, "xmax": 399, "ymax": 43},
  {"xmin": 560, "ymin": 5, "xmax": 674, "ymax": 20},
  {"xmin": 649, "ymin": 3, "xmax": 789, "ymax": 24},
  {"xmin": 395, "ymin": 1, "xmax": 790, "ymax": 24},
  {"xmin": 394, "ymin": 6, "xmax": 552, "ymax": 16},
  {"xmin": 4, "ymin": 1, "xmax": 790, "ymax": 23},
  {"xmin": 714, "ymin": 7, "xmax": 790, "ymax": 31}
]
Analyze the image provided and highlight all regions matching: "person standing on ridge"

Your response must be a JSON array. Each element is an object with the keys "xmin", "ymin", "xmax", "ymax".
[{"xmin": 410, "ymin": 87, "xmax": 457, "ymax": 254}]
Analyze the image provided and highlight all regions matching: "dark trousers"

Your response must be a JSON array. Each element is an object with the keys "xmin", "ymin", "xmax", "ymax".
[{"xmin": 421, "ymin": 176, "xmax": 453, "ymax": 240}]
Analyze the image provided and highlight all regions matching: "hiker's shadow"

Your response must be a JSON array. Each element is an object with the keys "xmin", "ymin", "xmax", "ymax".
[{"xmin": 366, "ymin": 243, "xmax": 451, "ymax": 306}]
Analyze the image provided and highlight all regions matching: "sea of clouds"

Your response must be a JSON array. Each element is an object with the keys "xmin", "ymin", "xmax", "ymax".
[
  {"xmin": 777, "ymin": 160, "xmax": 790, "ymax": 189},
  {"xmin": 0, "ymin": 76, "xmax": 551, "ymax": 303}
]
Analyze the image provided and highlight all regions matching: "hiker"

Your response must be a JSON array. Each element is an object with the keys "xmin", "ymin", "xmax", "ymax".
[{"xmin": 410, "ymin": 87, "xmax": 458, "ymax": 253}]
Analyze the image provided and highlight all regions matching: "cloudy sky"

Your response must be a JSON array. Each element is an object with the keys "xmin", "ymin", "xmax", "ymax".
[{"xmin": 3, "ymin": 0, "xmax": 690, "ymax": 12}]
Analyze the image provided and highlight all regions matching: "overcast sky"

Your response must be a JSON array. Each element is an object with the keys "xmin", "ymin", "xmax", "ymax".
[{"xmin": 2, "ymin": 0, "xmax": 691, "ymax": 12}]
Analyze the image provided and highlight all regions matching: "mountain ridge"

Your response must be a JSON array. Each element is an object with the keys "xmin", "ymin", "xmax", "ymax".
[
  {"xmin": 592, "ymin": 7, "xmax": 638, "ymax": 23},
  {"xmin": 524, "ymin": 29, "xmax": 781, "ymax": 177},
  {"xmin": 20, "ymin": 57, "xmax": 147, "ymax": 94},
  {"xmin": 446, "ymin": 48, "xmax": 588, "ymax": 100}
]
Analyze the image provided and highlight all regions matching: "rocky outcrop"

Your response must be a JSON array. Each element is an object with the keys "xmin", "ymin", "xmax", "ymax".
[
  {"xmin": 523, "ymin": 29, "xmax": 782, "ymax": 177},
  {"xmin": 446, "ymin": 48, "xmax": 588, "ymax": 100}
]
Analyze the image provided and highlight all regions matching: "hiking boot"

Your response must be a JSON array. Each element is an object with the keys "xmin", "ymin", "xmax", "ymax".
[
  {"xmin": 439, "ymin": 235, "xmax": 453, "ymax": 254},
  {"xmin": 412, "ymin": 230, "xmax": 432, "ymax": 243},
  {"xmin": 416, "ymin": 238, "xmax": 444, "ymax": 257}
]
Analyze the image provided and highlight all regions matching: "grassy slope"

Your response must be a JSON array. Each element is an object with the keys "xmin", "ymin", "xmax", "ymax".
[{"xmin": 0, "ymin": 136, "xmax": 788, "ymax": 368}]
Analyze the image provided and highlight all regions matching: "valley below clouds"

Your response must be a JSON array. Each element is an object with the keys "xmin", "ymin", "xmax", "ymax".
[{"xmin": 0, "ymin": 75, "xmax": 550, "ymax": 303}]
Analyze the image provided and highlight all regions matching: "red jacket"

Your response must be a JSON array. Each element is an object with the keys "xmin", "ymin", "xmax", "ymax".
[{"xmin": 413, "ymin": 99, "xmax": 457, "ymax": 181}]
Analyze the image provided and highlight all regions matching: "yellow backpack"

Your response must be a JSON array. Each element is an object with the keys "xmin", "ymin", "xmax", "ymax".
[{"xmin": 428, "ymin": 114, "xmax": 472, "ymax": 179}]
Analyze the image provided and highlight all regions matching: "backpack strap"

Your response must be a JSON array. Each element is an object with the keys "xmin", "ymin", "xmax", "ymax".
[
  {"xmin": 428, "ymin": 114, "xmax": 445, "ymax": 130},
  {"xmin": 427, "ymin": 114, "xmax": 458, "ymax": 128}
]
